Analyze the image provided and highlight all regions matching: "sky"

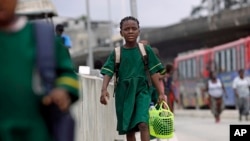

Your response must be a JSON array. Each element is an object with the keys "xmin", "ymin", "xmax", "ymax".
[{"xmin": 51, "ymin": 0, "xmax": 201, "ymax": 27}]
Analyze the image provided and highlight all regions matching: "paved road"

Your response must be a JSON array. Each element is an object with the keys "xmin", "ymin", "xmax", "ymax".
[{"xmin": 173, "ymin": 116, "xmax": 248, "ymax": 141}]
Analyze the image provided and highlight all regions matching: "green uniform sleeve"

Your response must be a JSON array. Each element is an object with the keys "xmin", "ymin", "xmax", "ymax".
[
  {"xmin": 55, "ymin": 39, "xmax": 79, "ymax": 103},
  {"xmin": 100, "ymin": 50, "xmax": 115, "ymax": 77},
  {"xmin": 145, "ymin": 45, "xmax": 165, "ymax": 75}
]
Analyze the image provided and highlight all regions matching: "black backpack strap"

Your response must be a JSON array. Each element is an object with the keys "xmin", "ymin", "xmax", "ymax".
[
  {"xmin": 138, "ymin": 43, "xmax": 152, "ymax": 86},
  {"xmin": 33, "ymin": 21, "xmax": 56, "ymax": 94}
]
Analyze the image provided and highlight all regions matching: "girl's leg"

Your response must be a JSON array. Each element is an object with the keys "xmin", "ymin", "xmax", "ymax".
[
  {"xmin": 126, "ymin": 132, "xmax": 136, "ymax": 141},
  {"xmin": 138, "ymin": 122, "xmax": 150, "ymax": 141}
]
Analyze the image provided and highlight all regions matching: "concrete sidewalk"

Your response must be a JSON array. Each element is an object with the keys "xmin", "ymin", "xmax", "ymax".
[
  {"xmin": 134, "ymin": 109, "xmax": 238, "ymax": 141},
  {"xmin": 174, "ymin": 109, "xmax": 238, "ymax": 119}
]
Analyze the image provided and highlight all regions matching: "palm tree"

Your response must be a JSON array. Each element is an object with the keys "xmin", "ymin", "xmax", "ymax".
[
  {"xmin": 190, "ymin": 0, "xmax": 222, "ymax": 17},
  {"xmin": 190, "ymin": 0, "xmax": 207, "ymax": 17},
  {"xmin": 190, "ymin": 0, "xmax": 250, "ymax": 17},
  {"xmin": 224, "ymin": 0, "xmax": 238, "ymax": 9}
]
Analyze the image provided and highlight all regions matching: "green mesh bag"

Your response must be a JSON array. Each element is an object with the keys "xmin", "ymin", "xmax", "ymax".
[{"xmin": 149, "ymin": 101, "xmax": 174, "ymax": 139}]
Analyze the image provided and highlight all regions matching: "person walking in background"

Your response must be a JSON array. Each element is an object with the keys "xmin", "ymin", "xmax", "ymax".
[
  {"xmin": 232, "ymin": 69, "xmax": 250, "ymax": 121},
  {"xmin": 94, "ymin": 60, "xmax": 104, "ymax": 78},
  {"xmin": 0, "ymin": 0, "xmax": 79, "ymax": 140},
  {"xmin": 100, "ymin": 16, "xmax": 166, "ymax": 141},
  {"xmin": 163, "ymin": 63, "xmax": 179, "ymax": 113},
  {"xmin": 203, "ymin": 71, "xmax": 227, "ymax": 123},
  {"xmin": 55, "ymin": 24, "xmax": 72, "ymax": 48}
]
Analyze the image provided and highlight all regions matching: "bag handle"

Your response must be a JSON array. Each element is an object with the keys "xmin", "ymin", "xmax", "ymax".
[{"xmin": 158, "ymin": 101, "xmax": 171, "ymax": 111}]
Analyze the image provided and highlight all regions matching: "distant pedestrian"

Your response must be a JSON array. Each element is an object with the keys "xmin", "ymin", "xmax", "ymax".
[
  {"xmin": 100, "ymin": 16, "xmax": 166, "ymax": 141},
  {"xmin": 203, "ymin": 71, "xmax": 227, "ymax": 123},
  {"xmin": 94, "ymin": 60, "xmax": 103, "ymax": 78},
  {"xmin": 94, "ymin": 60, "xmax": 103, "ymax": 70},
  {"xmin": 163, "ymin": 63, "xmax": 179, "ymax": 113},
  {"xmin": 55, "ymin": 24, "xmax": 72, "ymax": 48},
  {"xmin": 232, "ymin": 69, "xmax": 250, "ymax": 121}
]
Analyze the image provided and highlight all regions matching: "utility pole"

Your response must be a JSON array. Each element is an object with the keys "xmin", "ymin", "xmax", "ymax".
[
  {"xmin": 207, "ymin": 0, "xmax": 214, "ymax": 25},
  {"xmin": 130, "ymin": 0, "xmax": 140, "ymax": 41},
  {"xmin": 86, "ymin": 0, "xmax": 94, "ymax": 69},
  {"xmin": 130, "ymin": 0, "xmax": 138, "ymax": 18},
  {"xmin": 108, "ymin": 0, "xmax": 113, "ymax": 49}
]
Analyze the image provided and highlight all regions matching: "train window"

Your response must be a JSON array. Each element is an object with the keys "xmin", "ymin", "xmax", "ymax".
[
  {"xmin": 197, "ymin": 58, "xmax": 200, "ymax": 77},
  {"xmin": 231, "ymin": 48, "xmax": 237, "ymax": 71},
  {"xmin": 199, "ymin": 57, "xmax": 203, "ymax": 77},
  {"xmin": 178, "ymin": 62, "xmax": 183, "ymax": 80},
  {"xmin": 190, "ymin": 59, "xmax": 193, "ymax": 78},
  {"xmin": 189, "ymin": 59, "xmax": 192, "ymax": 78},
  {"xmin": 220, "ymin": 50, "xmax": 226, "ymax": 72},
  {"xmin": 187, "ymin": 59, "xmax": 192, "ymax": 78},
  {"xmin": 226, "ymin": 49, "xmax": 231, "ymax": 72},
  {"xmin": 180, "ymin": 61, "xmax": 185, "ymax": 79},
  {"xmin": 240, "ymin": 45, "xmax": 245, "ymax": 69},
  {"xmin": 184, "ymin": 60, "xmax": 188, "ymax": 79},
  {"xmin": 192, "ymin": 58, "xmax": 196, "ymax": 78},
  {"xmin": 215, "ymin": 52, "xmax": 220, "ymax": 72},
  {"xmin": 190, "ymin": 59, "xmax": 194, "ymax": 78},
  {"xmin": 183, "ymin": 61, "xmax": 187, "ymax": 79},
  {"xmin": 184, "ymin": 60, "xmax": 187, "ymax": 79}
]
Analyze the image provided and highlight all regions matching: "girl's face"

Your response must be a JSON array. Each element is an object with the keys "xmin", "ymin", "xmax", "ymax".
[
  {"xmin": 120, "ymin": 20, "xmax": 140, "ymax": 43},
  {"xmin": 0, "ymin": 0, "xmax": 17, "ymax": 26}
]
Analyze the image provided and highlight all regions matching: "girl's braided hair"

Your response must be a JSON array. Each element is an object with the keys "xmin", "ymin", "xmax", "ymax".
[{"xmin": 120, "ymin": 16, "xmax": 140, "ymax": 30}]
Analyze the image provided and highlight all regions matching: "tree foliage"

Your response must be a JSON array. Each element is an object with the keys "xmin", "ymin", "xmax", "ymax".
[{"xmin": 190, "ymin": 0, "xmax": 250, "ymax": 17}]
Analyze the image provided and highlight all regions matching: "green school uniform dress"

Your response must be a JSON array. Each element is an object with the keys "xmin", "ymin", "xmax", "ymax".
[
  {"xmin": 101, "ymin": 45, "xmax": 164, "ymax": 135},
  {"xmin": 0, "ymin": 19, "xmax": 79, "ymax": 141}
]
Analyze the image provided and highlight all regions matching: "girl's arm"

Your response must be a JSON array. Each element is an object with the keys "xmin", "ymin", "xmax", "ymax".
[
  {"xmin": 101, "ymin": 75, "xmax": 112, "ymax": 91},
  {"xmin": 100, "ymin": 75, "xmax": 112, "ymax": 105},
  {"xmin": 151, "ymin": 73, "xmax": 167, "ymax": 103}
]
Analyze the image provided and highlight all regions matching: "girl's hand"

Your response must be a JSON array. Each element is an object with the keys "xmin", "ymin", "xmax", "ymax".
[
  {"xmin": 43, "ymin": 88, "xmax": 71, "ymax": 112},
  {"xmin": 100, "ymin": 89, "xmax": 109, "ymax": 105},
  {"xmin": 158, "ymin": 94, "xmax": 167, "ymax": 109},
  {"xmin": 158, "ymin": 94, "xmax": 167, "ymax": 103}
]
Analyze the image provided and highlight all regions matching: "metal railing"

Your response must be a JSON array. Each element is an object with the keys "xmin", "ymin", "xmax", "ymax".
[{"xmin": 72, "ymin": 74, "xmax": 125, "ymax": 141}]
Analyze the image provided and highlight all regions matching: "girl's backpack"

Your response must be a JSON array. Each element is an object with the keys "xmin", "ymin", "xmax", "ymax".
[{"xmin": 113, "ymin": 43, "xmax": 152, "ymax": 93}]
